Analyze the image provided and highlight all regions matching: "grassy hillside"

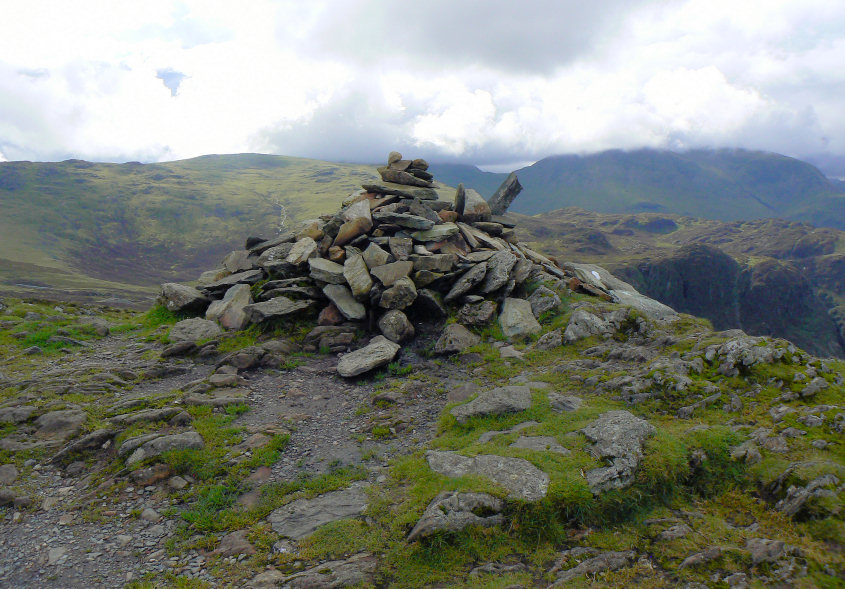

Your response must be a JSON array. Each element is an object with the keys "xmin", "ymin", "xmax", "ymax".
[
  {"xmin": 431, "ymin": 148, "xmax": 845, "ymax": 228},
  {"xmin": 0, "ymin": 154, "xmax": 455, "ymax": 304}
]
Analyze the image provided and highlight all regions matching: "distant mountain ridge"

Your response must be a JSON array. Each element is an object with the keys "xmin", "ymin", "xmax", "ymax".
[{"xmin": 431, "ymin": 148, "xmax": 845, "ymax": 229}]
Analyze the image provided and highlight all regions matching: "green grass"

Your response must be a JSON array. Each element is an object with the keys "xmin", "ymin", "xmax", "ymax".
[{"xmin": 0, "ymin": 154, "xmax": 456, "ymax": 300}]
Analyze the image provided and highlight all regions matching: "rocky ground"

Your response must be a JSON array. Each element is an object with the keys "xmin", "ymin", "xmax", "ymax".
[
  {"xmin": 1, "ymin": 288, "xmax": 843, "ymax": 588},
  {"xmin": 1, "ymin": 158, "xmax": 843, "ymax": 588}
]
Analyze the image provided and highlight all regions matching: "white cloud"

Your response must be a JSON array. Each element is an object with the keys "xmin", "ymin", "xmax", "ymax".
[{"xmin": 0, "ymin": 0, "xmax": 844, "ymax": 170}]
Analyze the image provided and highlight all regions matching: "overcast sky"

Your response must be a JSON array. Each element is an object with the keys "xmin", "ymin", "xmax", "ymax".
[{"xmin": 2, "ymin": 0, "xmax": 845, "ymax": 174}]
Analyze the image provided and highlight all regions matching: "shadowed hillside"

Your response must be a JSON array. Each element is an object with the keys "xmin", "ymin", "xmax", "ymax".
[{"xmin": 516, "ymin": 208, "xmax": 845, "ymax": 357}]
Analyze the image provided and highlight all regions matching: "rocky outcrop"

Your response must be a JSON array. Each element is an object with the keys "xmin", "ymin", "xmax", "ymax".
[
  {"xmin": 408, "ymin": 492, "xmax": 504, "ymax": 541},
  {"xmin": 426, "ymin": 450, "xmax": 549, "ymax": 501},
  {"xmin": 449, "ymin": 385, "xmax": 532, "ymax": 423},
  {"xmin": 581, "ymin": 410, "xmax": 655, "ymax": 494},
  {"xmin": 621, "ymin": 243, "xmax": 843, "ymax": 357},
  {"xmin": 267, "ymin": 484, "xmax": 368, "ymax": 540}
]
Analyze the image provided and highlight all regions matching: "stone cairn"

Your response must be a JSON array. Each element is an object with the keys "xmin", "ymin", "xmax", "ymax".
[{"xmin": 158, "ymin": 152, "xmax": 613, "ymax": 377}]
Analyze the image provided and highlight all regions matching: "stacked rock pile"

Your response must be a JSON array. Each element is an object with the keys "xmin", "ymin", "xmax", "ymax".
[{"xmin": 158, "ymin": 152, "xmax": 614, "ymax": 377}]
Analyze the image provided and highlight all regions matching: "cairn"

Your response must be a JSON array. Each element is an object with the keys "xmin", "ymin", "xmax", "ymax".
[{"xmin": 159, "ymin": 152, "xmax": 615, "ymax": 377}]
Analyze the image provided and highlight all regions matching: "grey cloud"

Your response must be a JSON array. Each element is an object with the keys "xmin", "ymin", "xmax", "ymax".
[
  {"xmin": 16, "ymin": 68, "xmax": 49, "ymax": 79},
  {"xmin": 256, "ymin": 89, "xmax": 421, "ymax": 164},
  {"xmin": 303, "ymin": 0, "xmax": 659, "ymax": 73}
]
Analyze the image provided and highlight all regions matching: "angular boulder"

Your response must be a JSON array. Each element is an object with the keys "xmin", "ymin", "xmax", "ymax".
[
  {"xmin": 323, "ymin": 284, "xmax": 366, "ymax": 321},
  {"xmin": 479, "ymin": 251, "xmax": 517, "ymax": 294},
  {"xmin": 206, "ymin": 283, "xmax": 252, "ymax": 330},
  {"xmin": 461, "ymin": 188, "xmax": 492, "ymax": 223},
  {"xmin": 563, "ymin": 309, "xmax": 612, "ymax": 343},
  {"xmin": 379, "ymin": 276, "xmax": 417, "ymax": 310},
  {"xmin": 407, "ymin": 492, "xmax": 504, "ymax": 541},
  {"xmin": 444, "ymin": 263, "xmax": 487, "ymax": 303},
  {"xmin": 434, "ymin": 323, "xmax": 480, "ymax": 354},
  {"xmin": 450, "ymin": 385, "xmax": 532, "ymax": 423},
  {"xmin": 343, "ymin": 251, "xmax": 373, "ymax": 301},
  {"xmin": 378, "ymin": 310, "xmax": 415, "ymax": 343},
  {"xmin": 499, "ymin": 298, "xmax": 542, "ymax": 340},
  {"xmin": 528, "ymin": 285, "xmax": 561, "ymax": 318},
  {"xmin": 308, "ymin": 258, "xmax": 346, "ymax": 284},
  {"xmin": 581, "ymin": 410, "xmax": 655, "ymax": 494},
  {"xmin": 169, "ymin": 318, "xmax": 222, "ymax": 343},
  {"xmin": 337, "ymin": 336, "xmax": 401, "ymax": 377},
  {"xmin": 370, "ymin": 261, "xmax": 414, "ymax": 287},
  {"xmin": 487, "ymin": 172, "xmax": 523, "ymax": 216},
  {"xmin": 244, "ymin": 297, "xmax": 313, "ymax": 324},
  {"xmin": 158, "ymin": 283, "xmax": 209, "ymax": 314},
  {"xmin": 285, "ymin": 237, "xmax": 318, "ymax": 265}
]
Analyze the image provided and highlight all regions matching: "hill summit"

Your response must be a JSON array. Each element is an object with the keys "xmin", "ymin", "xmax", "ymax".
[{"xmin": 0, "ymin": 153, "xmax": 842, "ymax": 588}]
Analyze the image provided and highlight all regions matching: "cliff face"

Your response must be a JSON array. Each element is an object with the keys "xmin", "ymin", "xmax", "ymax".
[
  {"xmin": 619, "ymin": 244, "xmax": 742, "ymax": 329},
  {"xmin": 618, "ymin": 245, "xmax": 844, "ymax": 358},
  {"xmin": 515, "ymin": 209, "xmax": 845, "ymax": 358}
]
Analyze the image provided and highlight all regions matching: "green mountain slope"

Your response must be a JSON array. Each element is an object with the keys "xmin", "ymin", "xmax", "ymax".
[
  {"xmin": 431, "ymin": 148, "xmax": 845, "ymax": 228},
  {"xmin": 0, "ymin": 154, "xmax": 418, "ymax": 303}
]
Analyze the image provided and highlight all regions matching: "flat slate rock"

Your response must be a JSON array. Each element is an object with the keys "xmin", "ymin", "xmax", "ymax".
[
  {"xmin": 267, "ymin": 484, "xmax": 368, "ymax": 539},
  {"xmin": 337, "ymin": 335, "xmax": 400, "ymax": 377},
  {"xmin": 168, "ymin": 318, "xmax": 222, "ymax": 343},
  {"xmin": 477, "ymin": 421, "xmax": 539, "ymax": 444},
  {"xmin": 244, "ymin": 297, "xmax": 313, "ymax": 324},
  {"xmin": 323, "ymin": 284, "xmax": 366, "ymax": 321},
  {"xmin": 126, "ymin": 431, "xmax": 204, "ymax": 466},
  {"xmin": 284, "ymin": 552, "xmax": 378, "ymax": 588},
  {"xmin": 34, "ymin": 409, "xmax": 87, "ymax": 440},
  {"xmin": 426, "ymin": 450, "xmax": 549, "ymax": 501},
  {"xmin": 450, "ymin": 385, "xmax": 532, "ymax": 423},
  {"xmin": 548, "ymin": 392, "xmax": 583, "ymax": 413}
]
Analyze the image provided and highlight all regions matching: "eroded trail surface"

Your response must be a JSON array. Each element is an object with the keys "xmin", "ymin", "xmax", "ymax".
[{"xmin": 0, "ymin": 322, "xmax": 456, "ymax": 589}]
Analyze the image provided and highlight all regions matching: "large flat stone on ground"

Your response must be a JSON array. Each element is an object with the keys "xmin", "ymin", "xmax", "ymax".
[
  {"xmin": 450, "ymin": 385, "xmax": 532, "ymax": 423},
  {"xmin": 284, "ymin": 553, "xmax": 378, "ymax": 588},
  {"xmin": 158, "ymin": 283, "xmax": 210, "ymax": 314},
  {"xmin": 126, "ymin": 431, "xmax": 204, "ymax": 466},
  {"xmin": 426, "ymin": 451, "xmax": 549, "ymax": 501},
  {"xmin": 34, "ymin": 410, "xmax": 87, "ymax": 440},
  {"xmin": 267, "ymin": 484, "xmax": 368, "ymax": 539}
]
